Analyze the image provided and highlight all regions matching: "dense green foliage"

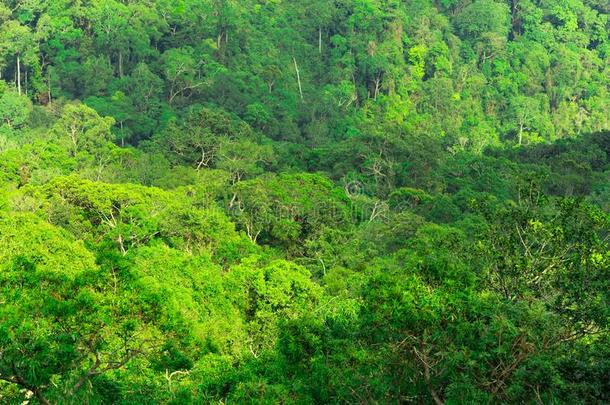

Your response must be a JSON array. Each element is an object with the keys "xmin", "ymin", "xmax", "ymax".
[{"xmin": 0, "ymin": 0, "xmax": 608, "ymax": 403}]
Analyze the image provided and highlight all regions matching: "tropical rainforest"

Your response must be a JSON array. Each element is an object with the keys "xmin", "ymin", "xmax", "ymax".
[{"xmin": 0, "ymin": 0, "xmax": 608, "ymax": 403}]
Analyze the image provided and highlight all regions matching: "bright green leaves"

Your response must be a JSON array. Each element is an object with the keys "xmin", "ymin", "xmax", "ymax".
[
  {"xmin": 0, "ymin": 213, "xmax": 100, "ymax": 401},
  {"xmin": 0, "ymin": 176, "xmax": 265, "ymax": 402},
  {"xmin": 0, "ymin": 19, "xmax": 40, "ymax": 95},
  {"xmin": 29, "ymin": 175, "xmax": 250, "ymax": 261},
  {"xmin": 51, "ymin": 103, "xmax": 115, "ymax": 157},
  {"xmin": 161, "ymin": 47, "xmax": 208, "ymax": 106},
  {"xmin": 455, "ymin": 0, "xmax": 511, "ymax": 40},
  {"xmin": 230, "ymin": 173, "xmax": 351, "ymax": 251},
  {"xmin": 129, "ymin": 244, "xmax": 244, "ymax": 358},
  {"xmin": 156, "ymin": 106, "xmax": 263, "ymax": 175},
  {"xmin": 0, "ymin": 83, "xmax": 32, "ymax": 129},
  {"xmin": 227, "ymin": 259, "xmax": 322, "ymax": 356},
  {"xmin": 0, "ymin": 212, "xmax": 96, "ymax": 284},
  {"xmin": 217, "ymin": 138, "xmax": 274, "ymax": 184},
  {"xmin": 408, "ymin": 44, "xmax": 428, "ymax": 82}
]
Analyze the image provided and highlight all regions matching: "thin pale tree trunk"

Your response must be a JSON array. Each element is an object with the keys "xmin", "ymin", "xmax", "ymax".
[
  {"xmin": 16, "ymin": 54, "xmax": 21, "ymax": 95},
  {"xmin": 48, "ymin": 70, "xmax": 52, "ymax": 103},
  {"xmin": 293, "ymin": 56, "xmax": 304, "ymax": 101},
  {"xmin": 319, "ymin": 27, "xmax": 322, "ymax": 54}
]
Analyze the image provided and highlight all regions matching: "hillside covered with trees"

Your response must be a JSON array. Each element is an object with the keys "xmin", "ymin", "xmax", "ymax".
[{"xmin": 0, "ymin": 0, "xmax": 608, "ymax": 403}]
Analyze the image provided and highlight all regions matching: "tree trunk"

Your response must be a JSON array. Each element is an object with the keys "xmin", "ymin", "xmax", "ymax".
[
  {"xmin": 509, "ymin": 0, "xmax": 520, "ymax": 39},
  {"xmin": 374, "ymin": 74, "xmax": 381, "ymax": 100},
  {"xmin": 120, "ymin": 121, "xmax": 124, "ymax": 147},
  {"xmin": 518, "ymin": 122, "xmax": 523, "ymax": 146},
  {"xmin": 319, "ymin": 27, "xmax": 322, "ymax": 54},
  {"xmin": 48, "ymin": 70, "xmax": 52, "ymax": 103},
  {"xmin": 16, "ymin": 54, "xmax": 21, "ymax": 96},
  {"xmin": 293, "ymin": 57, "xmax": 304, "ymax": 102}
]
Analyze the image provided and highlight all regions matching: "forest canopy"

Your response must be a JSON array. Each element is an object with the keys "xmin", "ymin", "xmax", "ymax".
[{"xmin": 0, "ymin": 0, "xmax": 608, "ymax": 403}]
